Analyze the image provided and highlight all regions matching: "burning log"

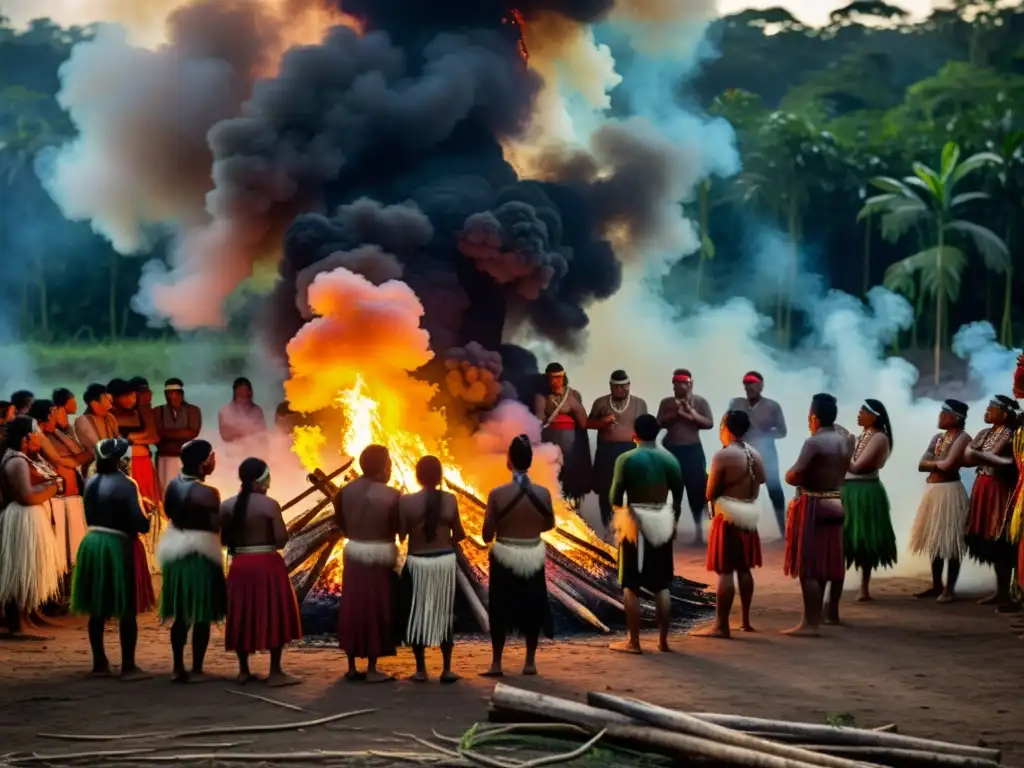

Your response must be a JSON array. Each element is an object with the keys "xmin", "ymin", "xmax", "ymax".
[{"xmin": 282, "ymin": 461, "xmax": 352, "ymax": 513}]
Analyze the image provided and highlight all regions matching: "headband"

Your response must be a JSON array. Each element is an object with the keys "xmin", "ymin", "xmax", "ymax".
[
  {"xmin": 610, "ymin": 376, "xmax": 630, "ymax": 385},
  {"xmin": 164, "ymin": 384, "xmax": 183, "ymax": 392},
  {"xmin": 862, "ymin": 401, "xmax": 879, "ymax": 416},
  {"xmin": 672, "ymin": 374, "xmax": 692, "ymax": 383},
  {"xmin": 941, "ymin": 402, "xmax": 967, "ymax": 418},
  {"xmin": 742, "ymin": 374, "xmax": 760, "ymax": 384},
  {"xmin": 257, "ymin": 465, "xmax": 271, "ymax": 484}
]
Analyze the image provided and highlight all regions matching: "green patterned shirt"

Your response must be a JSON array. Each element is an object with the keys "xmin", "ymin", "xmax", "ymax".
[{"xmin": 609, "ymin": 442, "xmax": 683, "ymax": 518}]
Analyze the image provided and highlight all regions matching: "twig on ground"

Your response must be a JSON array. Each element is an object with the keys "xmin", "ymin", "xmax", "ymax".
[
  {"xmin": 167, "ymin": 741, "xmax": 256, "ymax": 749},
  {"xmin": 36, "ymin": 732, "xmax": 167, "ymax": 743},
  {"xmin": 105, "ymin": 750, "xmax": 445, "ymax": 763},
  {"xmin": 457, "ymin": 748, "xmax": 518, "ymax": 768},
  {"xmin": 225, "ymin": 689, "xmax": 309, "ymax": 713},
  {"xmin": 10, "ymin": 748, "xmax": 158, "ymax": 763},
  {"xmin": 395, "ymin": 733, "xmax": 463, "ymax": 760},
  {"xmin": 515, "ymin": 730, "xmax": 607, "ymax": 768},
  {"xmin": 873, "ymin": 725, "xmax": 898, "ymax": 733},
  {"xmin": 474, "ymin": 724, "xmax": 591, "ymax": 746}
]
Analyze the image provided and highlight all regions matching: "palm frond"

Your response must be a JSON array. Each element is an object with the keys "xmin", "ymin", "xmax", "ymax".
[
  {"xmin": 949, "ymin": 191, "xmax": 989, "ymax": 209},
  {"xmin": 939, "ymin": 141, "xmax": 961, "ymax": 181},
  {"xmin": 943, "ymin": 220, "xmax": 1010, "ymax": 272},
  {"xmin": 883, "ymin": 245, "xmax": 968, "ymax": 302},
  {"xmin": 868, "ymin": 176, "xmax": 918, "ymax": 196},
  {"xmin": 879, "ymin": 199, "xmax": 929, "ymax": 242},
  {"xmin": 948, "ymin": 151, "xmax": 1003, "ymax": 188}
]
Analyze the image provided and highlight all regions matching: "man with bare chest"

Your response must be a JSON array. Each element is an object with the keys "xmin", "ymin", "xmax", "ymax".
[
  {"xmin": 398, "ymin": 455, "xmax": 466, "ymax": 683},
  {"xmin": 694, "ymin": 410, "xmax": 766, "ymax": 638},
  {"xmin": 908, "ymin": 399, "xmax": 972, "ymax": 602},
  {"xmin": 782, "ymin": 394, "xmax": 854, "ymax": 636},
  {"xmin": 589, "ymin": 370, "xmax": 649, "ymax": 532},
  {"xmin": 222, "ymin": 458, "xmax": 302, "ymax": 687},
  {"xmin": 657, "ymin": 369, "xmax": 714, "ymax": 545},
  {"xmin": 334, "ymin": 445, "xmax": 401, "ymax": 683},
  {"xmin": 480, "ymin": 435, "xmax": 556, "ymax": 678},
  {"xmin": 729, "ymin": 372, "xmax": 788, "ymax": 537}
]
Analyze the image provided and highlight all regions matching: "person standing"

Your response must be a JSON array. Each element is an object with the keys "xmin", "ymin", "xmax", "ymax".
[
  {"xmin": 963, "ymin": 396, "xmax": 1018, "ymax": 608},
  {"xmin": 533, "ymin": 363, "xmax": 590, "ymax": 509},
  {"xmin": 157, "ymin": 439, "xmax": 226, "ymax": 683},
  {"xmin": 70, "ymin": 437, "xmax": 154, "ymax": 680},
  {"xmin": 218, "ymin": 378, "xmax": 266, "ymax": 444},
  {"xmin": 334, "ymin": 445, "xmax": 401, "ymax": 683},
  {"xmin": 657, "ymin": 369, "xmax": 714, "ymax": 545},
  {"xmin": 729, "ymin": 372, "xmax": 788, "ymax": 538},
  {"xmin": 841, "ymin": 399, "xmax": 898, "ymax": 602},
  {"xmin": 11, "ymin": 390, "xmax": 34, "ymax": 416},
  {"xmin": 480, "ymin": 435, "xmax": 555, "ymax": 677},
  {"xmin": 1009, "ymin": 356, "xmax": 1024, "ymax": 612},
  {"xmin": 608, "ymin": 414, "xmax": 683, "ymax": 654},
  {"xmin": 694, "ymin": 410, "xmax": 765, "ymax": 638},
  {"xmin": 908, "ymin": 399, "xmax": 972, "ymax": 603},
  {"xmin": 0, "ymin": 417, "xmax": 63, "ymax": 640},
  {"xmin": 109, "ymin": 379, "xmax": 160, "ymax": 509},
  {"xmin": 782, "ymin": 394, "xmax": 854, "ymax": 636},
  {"xmin": 589, "ymin": 370, "xmax": 648, "ymax": 532},
  {"xmin": 74, "ymin": 384, "xmax": 119, "ymax": 474},
  {"xmin": 154, "ymin": 379, "xmax": 203, "ymax": 496},
  {"xmin": 221, "ymin": 458, "xmax": 302, "ymax": 687},
  {"xmin": 398, "ymin": 455, "xmax": 466, "ymax": 683}
]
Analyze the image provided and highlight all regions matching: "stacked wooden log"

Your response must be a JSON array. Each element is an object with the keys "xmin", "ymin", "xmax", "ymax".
[
  {"xmin": 488, "ymin": 684, "xmax": 1002, "ymax": 768},
  {"xmin": 281, "ymin": 465, "xmax": 715, "ymax": 635}
]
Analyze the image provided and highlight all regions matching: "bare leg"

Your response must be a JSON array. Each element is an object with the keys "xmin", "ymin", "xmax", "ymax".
[
  {"xmin": 610, "ymin": 588, "xmax": 643, "ymax": 654},
  {"xmin": 737, "ymin": 570, "xmax": 756, "ymax": 631},
  {"xmin": 480, "ymin": 626, "xmax": 505, "ymax": 677},
  {"xmin": 267, "ymin": 647, "xmax": 300, "ymax": 687},
  {"xmin": 655, "ymin": 589, "xmax": 672, "ymax": 651},
  {"xmin": 365, "ymin": 656, "xmax": 394, "ymax": 683},
  {"xmin": 440, "ymin": 640, "xmax": 459, "ymax": 683},
  {"xmin": 344, "ymin": 653, "xmax": 365, "ymax": 681},
  {"xmin": 411, "ymin": 645, "xmax": 428, "ymax": 682},
  {"xmin": 915, "ymin": 558, "xmax": 944, "ymax": 598},
  {"xmin": 782, "ymin": 578, "xmax": 822, "ymax": 637},
  {"xmin": 235, "ymin": 651, "xmax": 254, "ymax": 684},
  {"xmin": 523, "ymin": 630, "xmax": 540, "ymax": 675},
  {"xmin": 692, "ymin": 574, "xmax": 733, "ymax": 638},
  {"xmin": 938, "ymin": 558, "xmax": 961, "ymax": 603},
  {"xmin": 170, "ymin": 618, "xmax": 189, "ymax": 683},
  {"xmin": 824, "ymin": 579, "xmax": 844, "ymax": 624},
  {"xmin": 854, "ymin": 566, "xmax": 872, "ymax": 601}
]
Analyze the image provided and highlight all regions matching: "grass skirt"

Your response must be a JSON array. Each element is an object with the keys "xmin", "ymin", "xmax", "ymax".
[
  {"xmin": 337, "ymin": 558, "xmax": 398, "ymax": 659},
  {"xmin": 706, "ymin": 515, "xmax": 762, "ymax": 574},
  {"xmin": 71, "ymin": 530, "xmax": 137, "ymax": 618},
  {"xmin": 53, "ymin": 496, "xmax": 87, "ymax": 572},
  {"xmin": 488, "ymin": 552, "xmax": 554, "ymax": 639},
  {"xmin": 908, "ymin": 481, "xmax": 968, "ymax": 561},
  {"xmin": 0, "ymin": 501, "xmax": 64, "ymax": 611},
  {"xmin": 784, "ymin": 495, "xmax": 845, "ymax": 582},
  {"xmin": 399, "ymin": 551, "xmax": 457, "ymax": 648},
  {"xmin": 225, "ymin": 552, "xmax": 302, "ymax": 653},
  {"xmin": 159, "ymin": 554, "xmax": 227, "ymax": 624},
  {"xmin": 965, "ymin": 475, "xmax": 1015, "ymax": 566},
  {"xmin": 841, "ymin": 479, "xmax": 897, "ymax": 571}
]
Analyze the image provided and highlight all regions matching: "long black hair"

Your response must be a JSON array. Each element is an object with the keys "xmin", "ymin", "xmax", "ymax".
[
  {"xmin": 416, "ymin": 455, "xmax": 444, "ymax": 542},
  {"xmin": 229, "ymin": 457, "xmax": 269, "ymax": 550},
  {"xmin": 0, "ymin": 416, "xmax": 35, "ymax": 455},
  {"xmin": 864, "ymin": 398, "xmax": 894, "ymax": 450}
]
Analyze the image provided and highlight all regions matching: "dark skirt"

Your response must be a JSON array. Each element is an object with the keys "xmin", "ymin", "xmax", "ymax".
[
  {"xmin": 487, "ymin": 553, "xmax": 553, "ymax": 639},
  {"xmin": 592, "ymin": 441, "xmax": 635, "ymax": 498},
  {"xmin": 225, "ymin": 552, "xmax": 302, "ymax": 653},
  {"xmin": 337, "ymin": 559, "xmax": 398, "ymax": 658},
  {"xmin": 706, "ymin": 515, "xmax": 762, "ymax": 574},
  {"xmin": 784, "ymin": 494, "xmax": 845, "ymax": 582},
  {"xmin": 132, "ymin": 538, "xmax": 156, "ymax": 614},
  {"xmin": 542, "ymin": 427, "xmax": 593, "ymax": 500},
  {"xmin": 618, "ymin": 536, "xmax": 675, "ymax": 593},
  {"xmin": 965, "ymin": 475, "xmax": 1015, "ymax": 566}
]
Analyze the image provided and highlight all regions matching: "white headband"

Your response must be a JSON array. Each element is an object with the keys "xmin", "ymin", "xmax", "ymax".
[
  {"xmin": 862, "ymin": 401, "xmax": 879, "ymax": 416},
  {"xmin": 164, "ymin": 384, "xmax": 183, "ymax": 392}
]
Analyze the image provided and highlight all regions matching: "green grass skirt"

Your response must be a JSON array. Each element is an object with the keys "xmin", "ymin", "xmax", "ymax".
[
  {"xmin": 70, "ymin": 530, "xmax": 130, "ymax": 619},
  {"xmin": 842, "ymin": 478, "xmax": 898, "ymax": 571},
  {"xmin": 159, "ymin": 554, "xmax": 227, "ymax": 624}
]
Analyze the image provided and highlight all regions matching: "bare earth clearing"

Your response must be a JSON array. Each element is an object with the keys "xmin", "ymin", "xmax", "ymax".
[{"xmin": 1, "ymin": 543, "xmax": 1021, "ymax": 765}]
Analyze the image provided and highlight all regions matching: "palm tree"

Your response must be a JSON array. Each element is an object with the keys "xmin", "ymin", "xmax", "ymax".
[{"xmin": 858, "ymin": 141, "xmax": 1009, "ymax": 386}]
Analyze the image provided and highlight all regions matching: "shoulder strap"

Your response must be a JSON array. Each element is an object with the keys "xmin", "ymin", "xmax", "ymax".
[{"xmin": 495, "ymin": 483, "xmax": 551, "ymax": 522}]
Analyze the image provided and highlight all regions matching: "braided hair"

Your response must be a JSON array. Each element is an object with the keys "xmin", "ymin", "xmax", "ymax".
[
  {"xmin": 415, "ymin": 456, "xmax": 444, "ymax": 543},
  {"xmin": 864, "ymin": 398, "xmax": 894, "ymax": 450},
  {"xmin": 228, "ymin": 457, "xmax": 269, "ymax": 552}
]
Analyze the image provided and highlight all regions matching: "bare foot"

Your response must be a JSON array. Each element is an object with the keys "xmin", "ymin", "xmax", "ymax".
[
  {"xmin": 690, "ymin": 623, "xmax": 730, "ymax": 639},
  {"xmin": 120, "ymin": 668, "xmax": 152, "ymax": 682},
  {"xmin": 479, "ymin": 667, "xmax": 504, "ymax": 678},
  {"xmin": 914, "ymin": 587, "xmax": 941, "ymax": 599},
  {"xmin": 267, "ymin": 672, "xmax": 301, "ymax": 688},
  {"xmin": 171, "ymin": 671, "xmax": 189, "ymax": 685},
  {"xmin": 740, "ymin": 623, "xmax": 757, "ymax": 632},
  {"xmin": 781, "ymin": 624, "xmax": 820, "ymax": 637},
  {"xmin": 90, "ymin": 665, "xmax": 113, "ymax": 678},
  {"xmin": 609, "ymin": 640, "xmax": 642, "ymax": 654},
  {"xmin": 440, "ymin": 671, "xmax": 461, "ymax": 684},
  {"xmin": 936, "ymin": 592, "xmax": 955, "ymax": 604},
  {"xmin": 235, "ymin": 673, "xmax": 265, "ymax": 685},
  {"xmin": 410, "ymin": 670, "xmax": 428, "ymax": 683},
  {"xmin": 344, "ymin": 670, "xmax": 366, "ymax": 682},
  {"xmin": 188, "ymin": 671, "xmax": 215, "ymax": 684},
  {"xmin": 364, "ymin": 672, "xmax": 395, "ymax": 684},
  {"xmin": 657, "ymin": 640, "xmax": 673, "ymax": 652},
  {"xmin": 823, "ymin": 614, "xmax": 844, "ymax": 626},
  {"xmin": 855, "ymin": 591, "xmax": 873, "ymax": 603},
  {"xmin": 978, "ymin": 593, "xmax": 1001, "ymax": 606},
  {"xmin": 522, "ymin": 663, "xmax": 538, "ymax": 676}
]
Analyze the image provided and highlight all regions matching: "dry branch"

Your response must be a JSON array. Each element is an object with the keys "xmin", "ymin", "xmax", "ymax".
[
  {"xmin": 546, "ymin": 582, "xmax": 609, "ymax": 633},
  {"xmin": 171, "ymin": 708, "xmax": 376, "ymax": 738},
  {"xmin": 292, "ymin": 537, "xmax": 340, "ymax": 605},
  {"xmin": 456, "ymin": 555, "xmax": 490, "ymax": 633},
  {"xmin": 282, "ymin": 461, "xmax": 352, "ymax": 513},
  {"xmin": 225, "ymin": 688, "xmax": 309, "ymax": 713},
  {"xmin": 284, "ymin": 518, "xmax": 338, "ymax": 572},
  {"xmin": 11, "ymin": 748, "xmax": 159, "ymax": 763},
  {"xmin": 796, "ymin": 746, "xmax": 999, "ymax": 768}
]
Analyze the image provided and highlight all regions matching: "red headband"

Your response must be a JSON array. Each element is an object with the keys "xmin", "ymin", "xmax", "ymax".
[
  {"xmin": 672, "ymin": 374, "xmax": 691, "ymax": 383},
  {"xmin": 742, "ymin": 375, "xmax": 761, "ymax": 384}
]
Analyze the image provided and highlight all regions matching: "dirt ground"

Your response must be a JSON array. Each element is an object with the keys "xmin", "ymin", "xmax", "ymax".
[{"xmin": 2, "ymin": 542, "xmax": 1022, "ymax": 766}]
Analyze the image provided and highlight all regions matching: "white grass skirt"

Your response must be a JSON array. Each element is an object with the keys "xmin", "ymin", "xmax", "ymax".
[
  {"xmin": 404, "ymin": 553, "xmax": 457, "ymax": 648},
  {"xmin": 0, "ymin": 501, "xmax": 64, "ymax": 610},
  {"xmin": 52, "ymin": 495, "xmax": 87, "ymax": 571},
  {"xmin": 908, "ymin": 481, "xmax": 969, "ymax": 560}
]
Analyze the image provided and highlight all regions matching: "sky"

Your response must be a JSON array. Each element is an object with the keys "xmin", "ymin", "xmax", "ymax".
[{"xmin": 7, "ymin": 0, "xmax": 944, "ymax": 34}]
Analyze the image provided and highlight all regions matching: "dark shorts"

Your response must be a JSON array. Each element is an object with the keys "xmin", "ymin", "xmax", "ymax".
[{"xmin": 618, "ymin": 537, "xmax": 674, "ymax": 594}]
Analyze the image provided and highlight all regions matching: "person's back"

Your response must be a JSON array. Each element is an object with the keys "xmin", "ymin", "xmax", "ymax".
[
  {"xmin": 714, "ymin": 442, "xmax": 766, "ymax": 502},
  {"xmin": 400, "ymin": 489, "xmax": 462, "ymax": 555},
  {"xmin": 798, "ymin": 430, "xmax": 852, "ymax": 493},
  {"xmin": 166, "ymin": 474, "xmax": 221, "ymax": 534},
  {"xmin": 485, "ymin": 481, "xmax": 555, "ymax": 542},
  {"xmin": 85, "ymin": 472, "xmax": 150, "ymax": 537},
  {"xmin": 336, "ymin": 476, "xmax": 399, "ymax": 544},
  {"xmin": 221, "ymin": 492, "xmax": 287, "ymax": 551}
]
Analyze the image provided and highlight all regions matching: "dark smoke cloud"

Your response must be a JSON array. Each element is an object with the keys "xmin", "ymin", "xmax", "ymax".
[
  {"xmin": 444, "ymin": 341, "xmax": 515, "ymax": 408},
  {"xmin": 295, "ymin": 245, "xmax": 404, "ymax": 319}
]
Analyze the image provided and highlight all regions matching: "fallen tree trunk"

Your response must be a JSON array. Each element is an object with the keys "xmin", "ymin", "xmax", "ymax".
[
  {"xmin": 455, "ymin": 556, "xmax": 489, "ymax": 634},
  {"xmin": 685, "ymin": 714, "xmax": 999, "ymax": 762},
  {"xmin": 282, "ymin": 462, "xmax": 351, "ymax": 512},
  {"xmin": 795, "ymin": 745, "xmax": 999, "ymax": 768},
  {"xmin": 291, "ymin": 531, "xmax": 341, "ymax": 605},
  {"xmin": 586, "ymin": 692, "xmax": 875, "ymax": 768},
  {"xmin": 547, "ymin": 582, "xmax": 609, "ymax": 633},
  {"xmin": 284, "ymin": 519, "xmax": 337, "ymax": 573}
]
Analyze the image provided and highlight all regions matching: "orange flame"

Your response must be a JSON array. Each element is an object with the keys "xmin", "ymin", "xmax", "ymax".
[{"xmin": 503, "ymin": 7, "xmax": 529, "ymax": 62}]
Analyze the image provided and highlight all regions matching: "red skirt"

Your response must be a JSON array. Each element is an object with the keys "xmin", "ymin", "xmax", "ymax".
[
  {"xmin": 337, "ymin": 559, "xmax": 397, "ymax": 659},
  {"xmin": 784, "ymin": 494, "xmax": 845, "ymax": 582},
  {"xmin": 131, "ymin": 455, "xmax": 160, "ymax": 508},
  {"xmin": 966, "ymin": 475, "xmax": 1010, "ymax": 540},
  {"xmin": 132, "ymin": 538, "xmax": 156, "ymax": 614},
  {"xmin": 225, "ymin": 552, "xmax": 303, "ymax": 653},
  {"xmin": 706, "ymin": 515, "xmax": 762, "ymax": 574}
]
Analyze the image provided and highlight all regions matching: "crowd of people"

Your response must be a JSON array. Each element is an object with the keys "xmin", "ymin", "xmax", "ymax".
[{"xmin": 0, "ymin": 352, "xmax": 1022, "ymax": 684}]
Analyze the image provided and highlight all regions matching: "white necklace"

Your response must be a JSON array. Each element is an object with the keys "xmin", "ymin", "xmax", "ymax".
[{"xmin": 609, "ymin": 394, "xmax": 631, "ymax": 414}]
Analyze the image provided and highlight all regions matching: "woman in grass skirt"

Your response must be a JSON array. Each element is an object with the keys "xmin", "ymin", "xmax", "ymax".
[
  {"xmin": 157, "ymin": 439, "xmax": 226, "ymax": 684},
  {"xmin": 0, "ymin": 417, "xmax": 63, "ymax": 640},
  {"xmin": 70, "ymin": 438, "xmax": 154, "ymax": 679},
  {"xmin": 221, "ymin": 458, "xmax": 302, "ymax": 687},
  {"xmin": 842, "ymin": 399, "xmax": 897, "ymax": 602}
]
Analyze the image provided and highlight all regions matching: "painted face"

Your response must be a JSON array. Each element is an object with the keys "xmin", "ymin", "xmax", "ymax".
[
  {"xmin": 167, "ymin": 390, "xmax": 185, "ymax": 408},
  {"xmin": 610, "ymin": 383, "xmax": 630, "ymax": 399},
  {"xmin": 673, "ymin": 379, "xmax": 691, "ymax": 398},
  {"xmin": 548, "ymin": 373, "xmax": 566, "ymax": 392},
  {"xmin": 856, "ymin": 407, "xmax": 875, "ymax": 429},
  {"xmin": 743, "ymin": 379, "xmax": 762, "ymax": 399}
]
